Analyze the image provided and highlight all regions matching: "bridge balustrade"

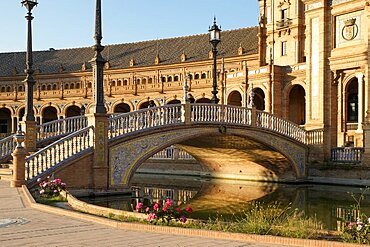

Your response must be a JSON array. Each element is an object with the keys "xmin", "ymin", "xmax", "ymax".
[
  {"xmin": 0, "ymin": 135, "xmax": 16, "ymax": 161},
  {"xmin": 109, "ymin": 105, "xmax": 182, "ymax": 139},
  {"xmin": 305, "ymin": 129, "xmax": 324, "ymax": 145},
  {"xmin": 26, "ymin": 126, "xmax": 94, "ymax": 181},
  {"xmin": 150, "ymin": 145, "xmax": 195, "ymax": 160},
  {"xmin": 256, "ymin": 111, "xmax": 306, "ymax": 143},
  {"xmin": 37, "ymin": 116, "xmax": 87, "ymax": 142},
  {"xmin": 191, "ymin": 104, "xmax": 251, "ymax": 124}
]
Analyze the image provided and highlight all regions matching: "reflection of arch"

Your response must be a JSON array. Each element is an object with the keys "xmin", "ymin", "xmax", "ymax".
[
  {"xmin": 65, "ymin": 105, "xmax": 81, "ymax": 118},
  {"xmin": 167, "ymin": 99, "xmax": 181, "ymax": 105},
  {"xmin": 196, "ymin": 98, "xmax": 211, "ymax": 103},
  {"xmin": 42, "ymin": 106, "xmax": 58, "ymax": 123},
  {"xmin": 288, "ymin": 85, "xmax": 306, "ymax": 125},
  {"xmin": 346, "ymin": 78, "xmax": 358, "ymax": 122},
  {"xmin": 227, "ymin": 90, "xmax": 242, "ymax": 106},
  {"xmin": 253, "ymin": 88, "xmax": 265, "ymax": 111},
  {"xmin": 114, "ymin": 103, "xmax": 131, "ymax": 113},
  {"xmin": 0, "ymin": 108, "xmax": 12, "ymax": 134}
]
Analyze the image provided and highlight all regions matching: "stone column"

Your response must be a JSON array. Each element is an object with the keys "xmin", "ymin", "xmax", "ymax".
[
  {"xmin": 181, "ymin": 102, "xmax": 191, "ymax": 125},
  {"xmin": 356, "ymin": 72, "xmax": 364, "ymax": 133},
  {"xmin": 11, "ymin": 127, "xmax": 27, "ymax": 187}
]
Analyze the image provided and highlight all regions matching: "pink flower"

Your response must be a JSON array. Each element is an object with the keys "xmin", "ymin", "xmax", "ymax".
[
  {"xmin": 53, "ymin": 190, "xmax": 58, "ymax": 193},
  {"xmin": 185, "ymin": 207, "xmax": 193, "ymax": 213},
  {"xmin": 165, "ymin": 198, "xmax": 173, "ymax": 208},
  {"xmin": 175, "ymin": 207, "xmax": 181, "ymax": 213},
  {"xmin": 135, "ymin": 202, "xmax": 143, "ymax": 212},
  {"xmin": 153, "ymin": 203, "xmax": 159, "ymax": 211},
  {"xmin": 147, "ymin": 212, "xmax": 157, "ymax": 221},
  {"xmin": 348, "ymin": 222, "xmax": 353, "ymax": 230},
  {"xmin": 180, "ymin": 215, "xmax": 187, "ymax": 223},
  {"xmin": 162, "ymin": 207, "xmax": 168, "ymax": 212},
  {"xmin": 145, "ymin": 207, "xmax": 150, "ymax": 212}
]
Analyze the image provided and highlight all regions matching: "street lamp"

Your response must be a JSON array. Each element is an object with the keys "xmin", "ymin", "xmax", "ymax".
[
  {"xmin": 209, "ymin": 17, "xmax": 221, "ymax": 104},
  {"xmin": 21, "ymin": 0, "xmax": 38, "ymax": 121}
]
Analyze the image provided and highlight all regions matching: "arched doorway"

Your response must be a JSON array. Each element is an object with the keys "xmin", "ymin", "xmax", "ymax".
[
  {"xmin": 346, "ymin": 79, "xmax": 358, "ymax": 123},
  {"xmin": 114, "ymin": 103, "xmax": 131, "ymax": 113},
  {"xmin": 138, "ymin": 101, "xmax": 156, "ymax": 109},
  {"xmin": 0, "ymin": 108, "xmax": 11, "ymax": 136},
  {"xmin": 253, "ymin": 88, "xmax": 265, "ymax": 111},
  {"xmin": 65, "ymin": 105, "xmax": 81, "ymax": 118},
  {"xmin": 42, "ymin": 106, "xmax": 58, "ymax": 123},
  {"xmin": 227, "ymin": 91, "xmax": 242, "ymax": 106},
  {"xmin": 289, "ymin": 85, "xmax": 306, "ymax": 125},
  {"xmin": 196, "ymin": 98, "xmax": 211, "ymax": 103},
  {"xmin": 18, "ymin": 107, "xmax": 25, "ymax": 122},
  {"xmin": 167, "ymin": 99, "xmax": 181, "ymax": 105}
]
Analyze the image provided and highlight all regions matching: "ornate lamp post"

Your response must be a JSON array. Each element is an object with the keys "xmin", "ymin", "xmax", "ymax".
[
  {"xmin": 22, "ymin": 0, "xmax": 38, "ymax": 121},
  {"xmin": 209, "ymin": 17, "xmax": 221, "ymax": 104},
  {"xmin": 21, "ymin": 0, "xmax": 38, "ymax": 151},
  {"xmin": 90, "ymin": 0, "xmax": 106, "ymax": 114}
]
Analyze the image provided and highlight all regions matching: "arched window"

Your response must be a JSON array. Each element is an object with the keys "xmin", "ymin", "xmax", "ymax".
[
  {"xmin": 194, "ymin": 74, "xmax": 200, "ymax": 79},
  {"xmin": 142, "ymin": 78, "xmax": 147, "ymax": 84},
  {"xmin": 64, "ymin": 84, "xmax": 69, "ymax": 90},
  {"xmin": 70, "ymin": 83, "xmax": 75, "ymax": 89},
  {"xmin": 201, "ymin": 73, "xmax": 207, "ymax": 79},
  {"xmin": 123, "ymin": 80, "xmax": 128, "ymax": 86},
  {"xmin": 47, "ymin": 84, "xmax": 52, "ymax": 91},
  {"xmin": 6, "ymin": 86, "xmax": 11, "ymax": 92},
  {"xmin": 227, "ymin": 91, "xmax": 242, "ymax": 106},
  {"xmin": 18, "ymin": 85, "xmax": 24, "ymax": 92},
  {"xmin": 148, "ymin": 78, "xmax": 153, "ymax": 84},
  {"xmin": 161, "ymin": 77, "xmax": 166, "ymax": 82},
  {"xmin": 111, "ymin": 81, "xmax": 116, "ymax": 87},
  {"xmin": 76, "ymin": 83, "xmax": 80, "ymax": 89},
  {"xmin": 87, "ymin": 82, "xmax": 92, "ymax": 88},
  {"xmin": 137, "ymin": 79, "xmax": 141, "ymax": 85},
  {"xmin": 41, "ymin": 85, "xmax": 46, "ymax": 91},
  {"xmin": 347, "ymin": 79, "xmax": 358, "ymax": 122},
  {"xmin": 168, "ymin": 76, "xmax": 172, "ymax": 82},
  {"xmin": 188, "ymin": 74, "xmax": 193, "ymax": 80},
  {"xmin": 117, "ymin": 80, "xmax": 122, "ymax": 86},
  {"xmin": 114, "ymin": 103, "xmax": 131, "ymax": 113},
  {"xmin": 288, "ymin": 85, "xmax": 306, "ymax": 125},
  {"xmin": 174, "ymin": 75, "xmax": 179, "ymax": 81}
]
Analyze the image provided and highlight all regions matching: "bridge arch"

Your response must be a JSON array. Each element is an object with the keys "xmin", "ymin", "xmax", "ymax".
[{"xmin": 109, "ymin": 125, "xmax": 307, "ymax": 188}]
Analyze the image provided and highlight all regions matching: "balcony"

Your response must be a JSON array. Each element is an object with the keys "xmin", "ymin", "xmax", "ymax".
[{"xmin": 276, "ymin": 18, "xmax": 292, "ymax": 29}]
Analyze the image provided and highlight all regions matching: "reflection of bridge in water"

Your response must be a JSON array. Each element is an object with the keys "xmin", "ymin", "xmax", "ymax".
[{"xmin": 3, "ymin": 104, "xmax": 325, "ymax": 189}]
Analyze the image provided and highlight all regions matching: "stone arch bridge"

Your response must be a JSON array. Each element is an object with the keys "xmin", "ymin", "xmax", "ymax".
[{"xmin": 6, "ymin": 103, "xmax": 324, "ymax": 189}]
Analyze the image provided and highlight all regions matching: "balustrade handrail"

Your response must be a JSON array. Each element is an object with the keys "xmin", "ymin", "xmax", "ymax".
[
  {"xmin": 0, "ymin": 134, "xmax": 16, "ymax": 160},
  {"xmin": 26, "ymin": 126, "xmax": 94, "ymax": 181},
  {"xmin": 108, "ymin": 103, "xmax": 323, "ymax": 145},
  {"xmin": 109, "ymin": 104, "xmax": 182, "ymax": 139},
  {"xmin": 331, "ymin": 147, "xmax": 364, "ymax": 163},
  {"xmin": 36, "ymin": 115, "xmax": 88, "ymax": 142}
]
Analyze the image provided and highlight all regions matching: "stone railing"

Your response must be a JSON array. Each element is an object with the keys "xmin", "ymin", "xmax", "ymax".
[
  {"xmin": 0, "ymin": 134, "xmax": 16, "ymax": 161},
  {"xmin": 109, "ymin": 103, "xmax": 323, "ymax": 145},
  {"xmin": 150, "ymin": 145, "xmax": 195, "ymax": 160},
  {"xmin": 26, "ymin": 126, "xmax": 94, "ymax": 181},
  {"xmin": 256, "ymin": 111, "xmax": 306, "ymax": 142},
  {"xmin": 109, "ymin": 104, "xmax": 182, "ymax": 139},
  {"xmin": 331, "ymin": 147, "xmax": 364, "ymax": 164},
  {"xmin": 36, "ymin": 116, "xmax": 88, "ymax": 142}
]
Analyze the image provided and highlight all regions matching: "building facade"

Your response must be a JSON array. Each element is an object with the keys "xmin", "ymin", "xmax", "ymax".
[{"xmin": 0, "ymin": 0, "xmax": 369, "ymax": 155}]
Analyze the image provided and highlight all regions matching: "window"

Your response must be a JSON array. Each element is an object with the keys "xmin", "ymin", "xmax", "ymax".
[
  {"xmin": 281, "ymin": 41, "xmax": 287, "ymax": 56},
  {"xmin": 281, "ymin": 9, "xmax": 288, "ymax": 20}
]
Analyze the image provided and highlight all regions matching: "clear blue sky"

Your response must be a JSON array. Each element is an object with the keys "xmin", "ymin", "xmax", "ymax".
[{"xmin": 1, "ymin": 0, "xmax": 260, "ymax": 53}]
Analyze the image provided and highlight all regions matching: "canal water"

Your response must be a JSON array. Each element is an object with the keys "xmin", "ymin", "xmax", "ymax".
[{"xmin": 80, "ymin": 174, "xmax": 370, "ymax": 231}]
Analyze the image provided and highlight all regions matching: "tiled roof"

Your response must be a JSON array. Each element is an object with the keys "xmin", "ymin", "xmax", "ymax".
[{"xmin": 0, "ymin": 26, "xmax": 258, "ymax": 77}]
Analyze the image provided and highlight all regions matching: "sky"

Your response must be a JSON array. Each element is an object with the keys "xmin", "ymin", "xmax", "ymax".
[{"xmin": 1, "ymin": 0, "xmax": 260, "ymax": 53}]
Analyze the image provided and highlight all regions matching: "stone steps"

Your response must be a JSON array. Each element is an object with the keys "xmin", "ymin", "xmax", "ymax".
[{"xmin": 0, "ymin": 167, "xmax": 13, "ymax": 181}]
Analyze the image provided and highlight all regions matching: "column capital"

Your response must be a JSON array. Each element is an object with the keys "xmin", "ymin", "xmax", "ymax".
[{"xmin": 356, "ymin": 72, "xmax": 364, "ymax": 80}]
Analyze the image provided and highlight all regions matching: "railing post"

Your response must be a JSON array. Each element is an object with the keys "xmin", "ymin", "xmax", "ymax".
[
  {"xmin": 181, "ymin": 102, "xmax": 191, "ymax": 125},
  {"xmin": 251, "ymin": 106, "xmax": 257, "ymax": 127},
  {"xmin": 87, "ymin": 113, "xmax": 109, "ymax": 190},
  {"xmin": 11, "ymin": 126, "xmax": 28, "ymax": 187}
]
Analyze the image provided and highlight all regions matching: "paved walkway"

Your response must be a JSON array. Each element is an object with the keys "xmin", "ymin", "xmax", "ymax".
[{"xmin": 0, "ymin": 180, "xmax": 295, "ymax": 247}]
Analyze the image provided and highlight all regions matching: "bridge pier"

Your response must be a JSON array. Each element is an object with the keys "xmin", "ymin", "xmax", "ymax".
[{"xmin": 87, "ymin": 113, "xmax": 109, "ymax": 190}]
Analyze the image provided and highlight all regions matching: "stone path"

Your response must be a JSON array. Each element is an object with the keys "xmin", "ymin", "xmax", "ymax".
[{"xmin": 0, "ymin": 180, "xmax": 297, "ymax": 247}]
